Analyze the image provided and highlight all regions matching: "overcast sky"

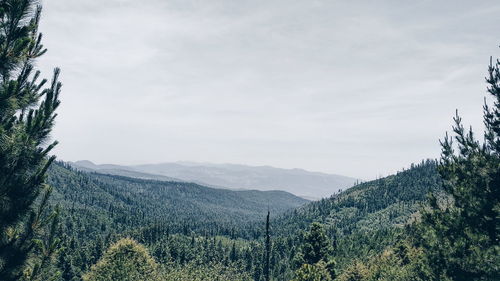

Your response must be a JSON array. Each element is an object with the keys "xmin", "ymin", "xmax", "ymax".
[{"xmin": 37, "ymin": 0, "xmax": 500, "ymax": 179}]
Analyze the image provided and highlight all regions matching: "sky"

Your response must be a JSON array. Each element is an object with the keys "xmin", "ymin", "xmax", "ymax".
[{"xmin": 37, "ymin": 0, "xmax": 500, "ymax": 179}]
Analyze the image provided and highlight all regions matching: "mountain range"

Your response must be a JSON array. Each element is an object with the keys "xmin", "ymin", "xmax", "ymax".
[{"xmin": 70, "ymin": 160, "xmax": 358, "ymax": 199}]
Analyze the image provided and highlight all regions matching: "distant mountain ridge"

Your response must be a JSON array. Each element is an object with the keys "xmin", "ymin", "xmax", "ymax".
[
  {"xmin": 70, "ymin": 160, "xmax": 358, "ymax": 199},
  {"xmin": 71, "ymin": 160, "xmax": 183, "ymax": 182}
]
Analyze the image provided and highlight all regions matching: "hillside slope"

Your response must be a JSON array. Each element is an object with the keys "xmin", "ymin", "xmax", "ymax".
[
  {"xmin": 47, "ymin": 160, "xmax": 443, "ymax": 279},
  {"xmin": 47, "ymin": 162, "xmax": 308, "ymax": 240},
  {"xmin": 273, "ymin": 160, "xmax": 443, "ymax": 266}
]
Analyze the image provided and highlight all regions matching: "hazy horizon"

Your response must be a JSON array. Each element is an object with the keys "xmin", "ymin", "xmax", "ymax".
[
  {"xmin": 37, "ymin": 0, "xmax": 500, "ymax": 179},
  {"xmin": 71, "ymin": 158, "xmax": 360, "ymax": 178}
]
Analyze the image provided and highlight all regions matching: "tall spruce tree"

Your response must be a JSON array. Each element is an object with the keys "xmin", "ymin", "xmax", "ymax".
[
  {"xmin": 415, "ymin": 56, "xmax": 500, "ymax": 280},
  {"xmin": 0, "ymin": 0, "xmax": 62, "ymax": 280},
  {"xmin": 293, "ymin": 222, "xmax": 336, "ymax": 281},
  {"xmin": 264, "ymin": 210, "xmax": 271, "ymax": 281},
  {"xmin": 301, "ymin": 222, "xmax": 331, "ymax": 265}
]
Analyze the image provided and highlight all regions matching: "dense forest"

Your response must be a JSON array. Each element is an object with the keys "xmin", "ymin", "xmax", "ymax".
[
  {"xmin": 48, "ymin": 162, "xmax": 307, "ymax": 240},
  {"xmin": 0, "ymin": 0, "xmax": 499, "ymax": 280},
  {"xmin": 39, "ymin": 158, "xmax": 446, "ymax": 280}
]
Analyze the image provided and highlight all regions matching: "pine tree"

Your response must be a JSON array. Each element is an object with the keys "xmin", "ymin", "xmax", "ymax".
[
  {"xmin": 415, "ymin": 55, "xmax": 500, "ymax": 280},
  {"xmin": 301, "ymin": 222, "xmax": 331, "ymax": 265},
  {"xmin": 0, "ymin": 0, "xmax": 62, "ymax": 279},
  {"xmin": 230, "ymin": 241, "xmax": 238, "ymax": 262},
  {"xmin": 294, "ymin": 222, "xmax": 336, "ymax": 280},
  {"xmin": 264, "ymin": 210, "xmax": 271, "ymax": 281}
]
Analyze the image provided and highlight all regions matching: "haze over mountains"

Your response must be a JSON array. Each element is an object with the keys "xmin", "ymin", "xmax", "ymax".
[{"xmin": 70, "ymin": 160, "xmax": 358, "ymax": 199}]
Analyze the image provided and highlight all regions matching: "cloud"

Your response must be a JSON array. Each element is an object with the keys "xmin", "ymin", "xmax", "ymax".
[{"xmin": 37, "ymin": 0, "xmax": 500, "ymax": 179}]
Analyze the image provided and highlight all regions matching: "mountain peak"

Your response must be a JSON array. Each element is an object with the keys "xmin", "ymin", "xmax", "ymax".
[{"xmin": 73, "ymin": 160, "xmax": 96, "ymax": 168}]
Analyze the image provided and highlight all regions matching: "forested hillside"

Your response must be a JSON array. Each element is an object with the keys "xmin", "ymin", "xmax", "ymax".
[
  {"xmin": 48, "ymin": 162, "xmax": 307, "ymax": 240},
  {"xmin": 276, "ymin": 160, "xmax": 441, "ymax": 233},
  {"xmin": 14, "ymin": 154, "xmax": 497, "ymax": 281},
  {"xmin": 43, "ymin": 160, "xmax": 444, "ymax": 280},
  {"xmin": 43, "ymin": 162, "xmax": 308, "ymax": 279},
  {"xmin": 274, "ymin": 160, "xmax": 442, "ymax": 267}
]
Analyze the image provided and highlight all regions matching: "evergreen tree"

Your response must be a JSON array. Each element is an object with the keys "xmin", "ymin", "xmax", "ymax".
[
  {"xmin": 264, "ymin": 210, "xmax": 271, "ymax": 281},
  {"xmin": 0, "ymin": 0, "xmax": 62, "ymax": 279},
  {"xmin": 301, "ymin": 222, "xmax": 331, "ymax": 265},
  {"xmin": 415, "ymin": 56, "xmax": 500, "ymax": 280},
  {"xmin": 292, "ymin": 261, "xmax": 333, "ymax": 281},
  {"xmin": 230, "ymin": 241, "xmax": 238, "ymax": 262},
  {"xmin": 293, "ymin": 222, "xmax": 336, "ymax": 280},
  {"xmin": 83, "ymin": 238, "xmax": 160, "ymax": 281}
]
